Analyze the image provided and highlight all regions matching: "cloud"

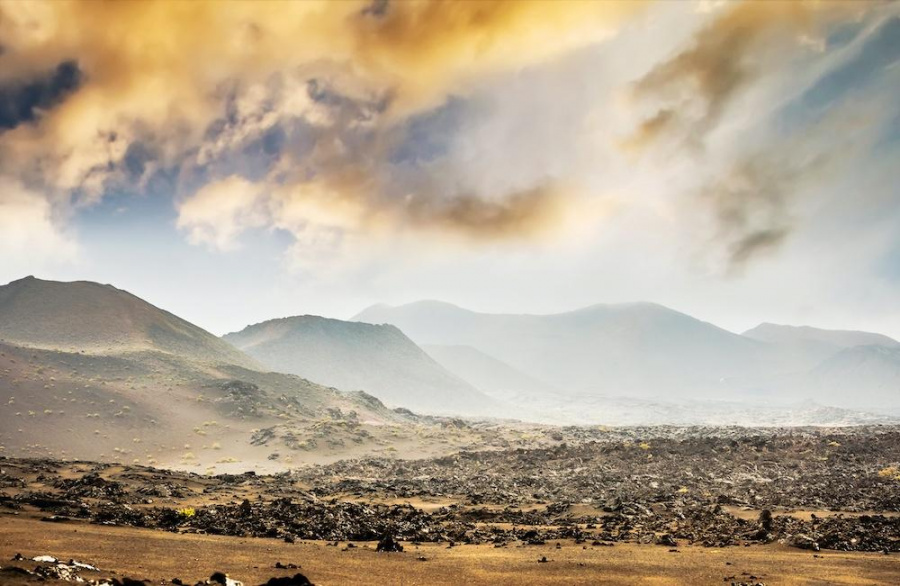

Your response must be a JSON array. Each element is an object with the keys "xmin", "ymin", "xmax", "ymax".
[
  {"xmin": 0, "ymin": 177, "xmax": 77, "ymax": 262},
  {"xmin": 0, "ymin": 0, "xmax": 895, "ymax": 280},
  {"xmin": 0, "ymin": 60, "xmax": 82, "ymax": 130},
  {"xmin": 0, "ymin": 1, "xmax": 641, "ymax": 190},
  {"xmin": 621, "ymin": 2, "xmax": 899, "ymax": 271},
  {"xmin": 345, "ymin": 0, "xmax": 645, "ymax": 111},
  {"xmin": 692, "ymin": 72, "xmax": 896, "ymax": 272},
  {"xmin": 625, "ymin": 0, "xmax": 871, "ymax": 151},
  {"xmin": 698, "ymin": 156, "xmax": 800, "ymax": 270},
  {"xmin": 0, "ymin": 0, "xmax": 649, "ymax": 265},
  {"xmin": 178, "ymin": 172, "xmax": 588, "ymax": 258},
  {"xmin": 176, "ymin": 176, "xmax": 267, "ymax": 251},
  {"xmin": 404, "ymin": 183, "xmax": 574, "ymax": 240}
]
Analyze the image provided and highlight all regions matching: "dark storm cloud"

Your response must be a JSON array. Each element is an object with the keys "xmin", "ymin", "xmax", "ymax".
[
  {"xmin": 728, "ymin": 227, "xmax": 790, "ymax": 268},
  {"xmin": 0, "ymin": 61, "xmax": 82, "ymax": 131}
]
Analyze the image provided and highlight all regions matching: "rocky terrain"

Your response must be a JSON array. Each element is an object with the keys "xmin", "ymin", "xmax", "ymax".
[
  {"xmin": 1, "ymin": 428, "xmax": 900, "ymax": 583},
  {"xmin": 2, "ymin": 427, "xmax": 899, "ymax": 553},
  {"xmin": 0, "ymin": 338, "xmax": 483, "ymax": 472}
]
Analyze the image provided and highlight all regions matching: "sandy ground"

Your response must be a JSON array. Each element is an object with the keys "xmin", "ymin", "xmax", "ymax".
[{"xmin": 1, "ymin": 513, "xmax": 898, "ymax": 585}]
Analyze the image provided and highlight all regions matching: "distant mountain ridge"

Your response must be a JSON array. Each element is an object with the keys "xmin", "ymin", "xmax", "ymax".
[
  {"xmin": 354, "ymin": 300, "xmax": 768, "ymax": 400},
  {"xmin": 743, "ymin": 323, "xmax": 899, "ymax": 348},
  {"xmin": 224, "ymin": 315, "xmax": 506, "ymax": 417},
  {"xmin": 743, "ymin": 322, "xmax": 900, "ymax": 373},
  {"xmin": 354, "ymin": 300, "xmax": 900, "ymax": 410},
  {"xmin": 3, "ymin": 276, "xmax": 896, "ymax": 428}
]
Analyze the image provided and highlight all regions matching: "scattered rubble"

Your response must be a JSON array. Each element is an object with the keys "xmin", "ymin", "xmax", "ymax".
[
  {"xmin": 207, "ymin": 572, "xmax": 243, "ymax": 586},
  {"xmin": 376, "ymin": 534, "xmax": 404, "ymax": 553},
  {"xmin": 1, "ymin": 554, "xmax": 111, "ymax": 585},
  {"xmin": 0, "ymin": 557, "xmax": 314, "ymax": 586},
  {"xmin": 2, "ymin": 426, "xmax": 900, "ymax": 553}
]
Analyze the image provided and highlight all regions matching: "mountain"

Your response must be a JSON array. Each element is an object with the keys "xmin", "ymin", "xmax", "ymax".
[
  {"xmin": 0, "ymin": 275, "xmax": 257, "ymax": 369},
  {"xmin": 0, "ymin": 277, "xmax": 458, "ymax": 471},
  {"xmin": 356, "ymin": 300, "xmax": 900, "ymax": 413},
  {"xmin": 354, "ymin": 300, "xmax": 768, "ymax": 400},
  {"xmin": 743, "ymin": 323, "xmax": 900, "ymax": 371},
  {"xmin": 743, "ymin": 323, "xmax": 900, "ymax": 349},
  {"xmin": 224, "ymin": 315, "xmax": 505, "ymax": 417},
  {"xmin": 805, "ymin": 344, "xmax": 900, "ymax": 411},
  {"xmin": 422, "ymin": 344, "xmax": 560, "ymax": 403}
]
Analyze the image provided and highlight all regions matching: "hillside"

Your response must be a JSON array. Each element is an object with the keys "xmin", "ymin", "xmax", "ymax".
[
  {"xmin": 743, "ymin": 323, "xmax": 900, "ymax": 371},
  {"xmin": 805, "ymin": 344, "xmax": 900, "ymax": 411},
  {"xmin": 355, "ymin": 301, "xmax": 768, "ymax": 401},
  {"xmin": 0, "ymin": 276, "xmax": 258, "ymax": 368},
  {"xmin": 0, "ymin": 278, "xmax": 500, "ymax": 470},
  {"xmin": 422, "ymin": 344, "xmax": 559, "ymax": 404},
  {"xmin": 224, "ymin": 315, "xmax": 506, "ymax": 417},
  {"xmin": 743, "ymin": 323, "xmax": 900, "ymax": 349}
]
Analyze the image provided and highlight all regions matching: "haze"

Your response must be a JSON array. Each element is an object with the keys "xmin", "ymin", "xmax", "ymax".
[
  {"xmin": 3, "ymin": 3, "xmax": 900, "ymax": 583},
  {"xmin": 0, "ymin": 1, "xmax": 898, "ymax": 340}
]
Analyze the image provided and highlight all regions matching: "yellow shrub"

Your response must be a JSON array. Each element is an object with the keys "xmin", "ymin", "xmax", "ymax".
[{"xmin": 877, "ymin": 466, "xmax": 900, "ymax": 480}]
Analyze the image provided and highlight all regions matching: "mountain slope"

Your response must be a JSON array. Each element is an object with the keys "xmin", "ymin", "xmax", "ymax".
[
  {"xmin": 743, "ymin": 323, "xmax": 900, "ymax": 371},
  {"xmin": 422, "ymin": 344, "xmax": 560, "ymax": 403},
  {"xmin": 743, "ymin": 323, "xmax": 900, "ymax": 349},
  {"xmin": 354, "ymin": 301, "xmax": 768, "ymax": 400},
  {"xmin": 224, "ymin": 315, "xmax": 505, "ymax": 417},
  {"xmin": 0, "ymin": 277, "xmax": 446, "ymax": 470},
  {"xmin": 0, "ymin": 276, "xmax": 258, "ymax": 368},
  {"xmin": 805, "ymin": 345, "xmax": 900, "ymax": 410}
]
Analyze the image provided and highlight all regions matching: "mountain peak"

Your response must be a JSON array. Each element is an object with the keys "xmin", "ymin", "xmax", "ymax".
[
  {"xmin": 744, "ymin": 322, "xmax": 899, "ymax": 349},
  {"xmin": 224, "ymin": 313, "xmax": 502, "ymax": 417},
  {"xmin": 353, "ymin": 299, "xmax": 471, "ymax": 323},
  {"xmin": 0, "ymin": 276, "xmax": 258, "ymax": 368}
]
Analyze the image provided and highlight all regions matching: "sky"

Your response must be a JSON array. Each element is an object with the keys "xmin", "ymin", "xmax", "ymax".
[{"xmin": 1, "ymin": 0, "xmax": 899, "ymax": 338}]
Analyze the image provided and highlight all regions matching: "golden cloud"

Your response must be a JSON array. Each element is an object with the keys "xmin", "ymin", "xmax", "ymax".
[
  {"xmin": 0, "ymin": 0, "xmax": 650, "ymax": 261},
  {"xmin": 0, "ymin": 0, "xmax": 642, "ymax": 186}
]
